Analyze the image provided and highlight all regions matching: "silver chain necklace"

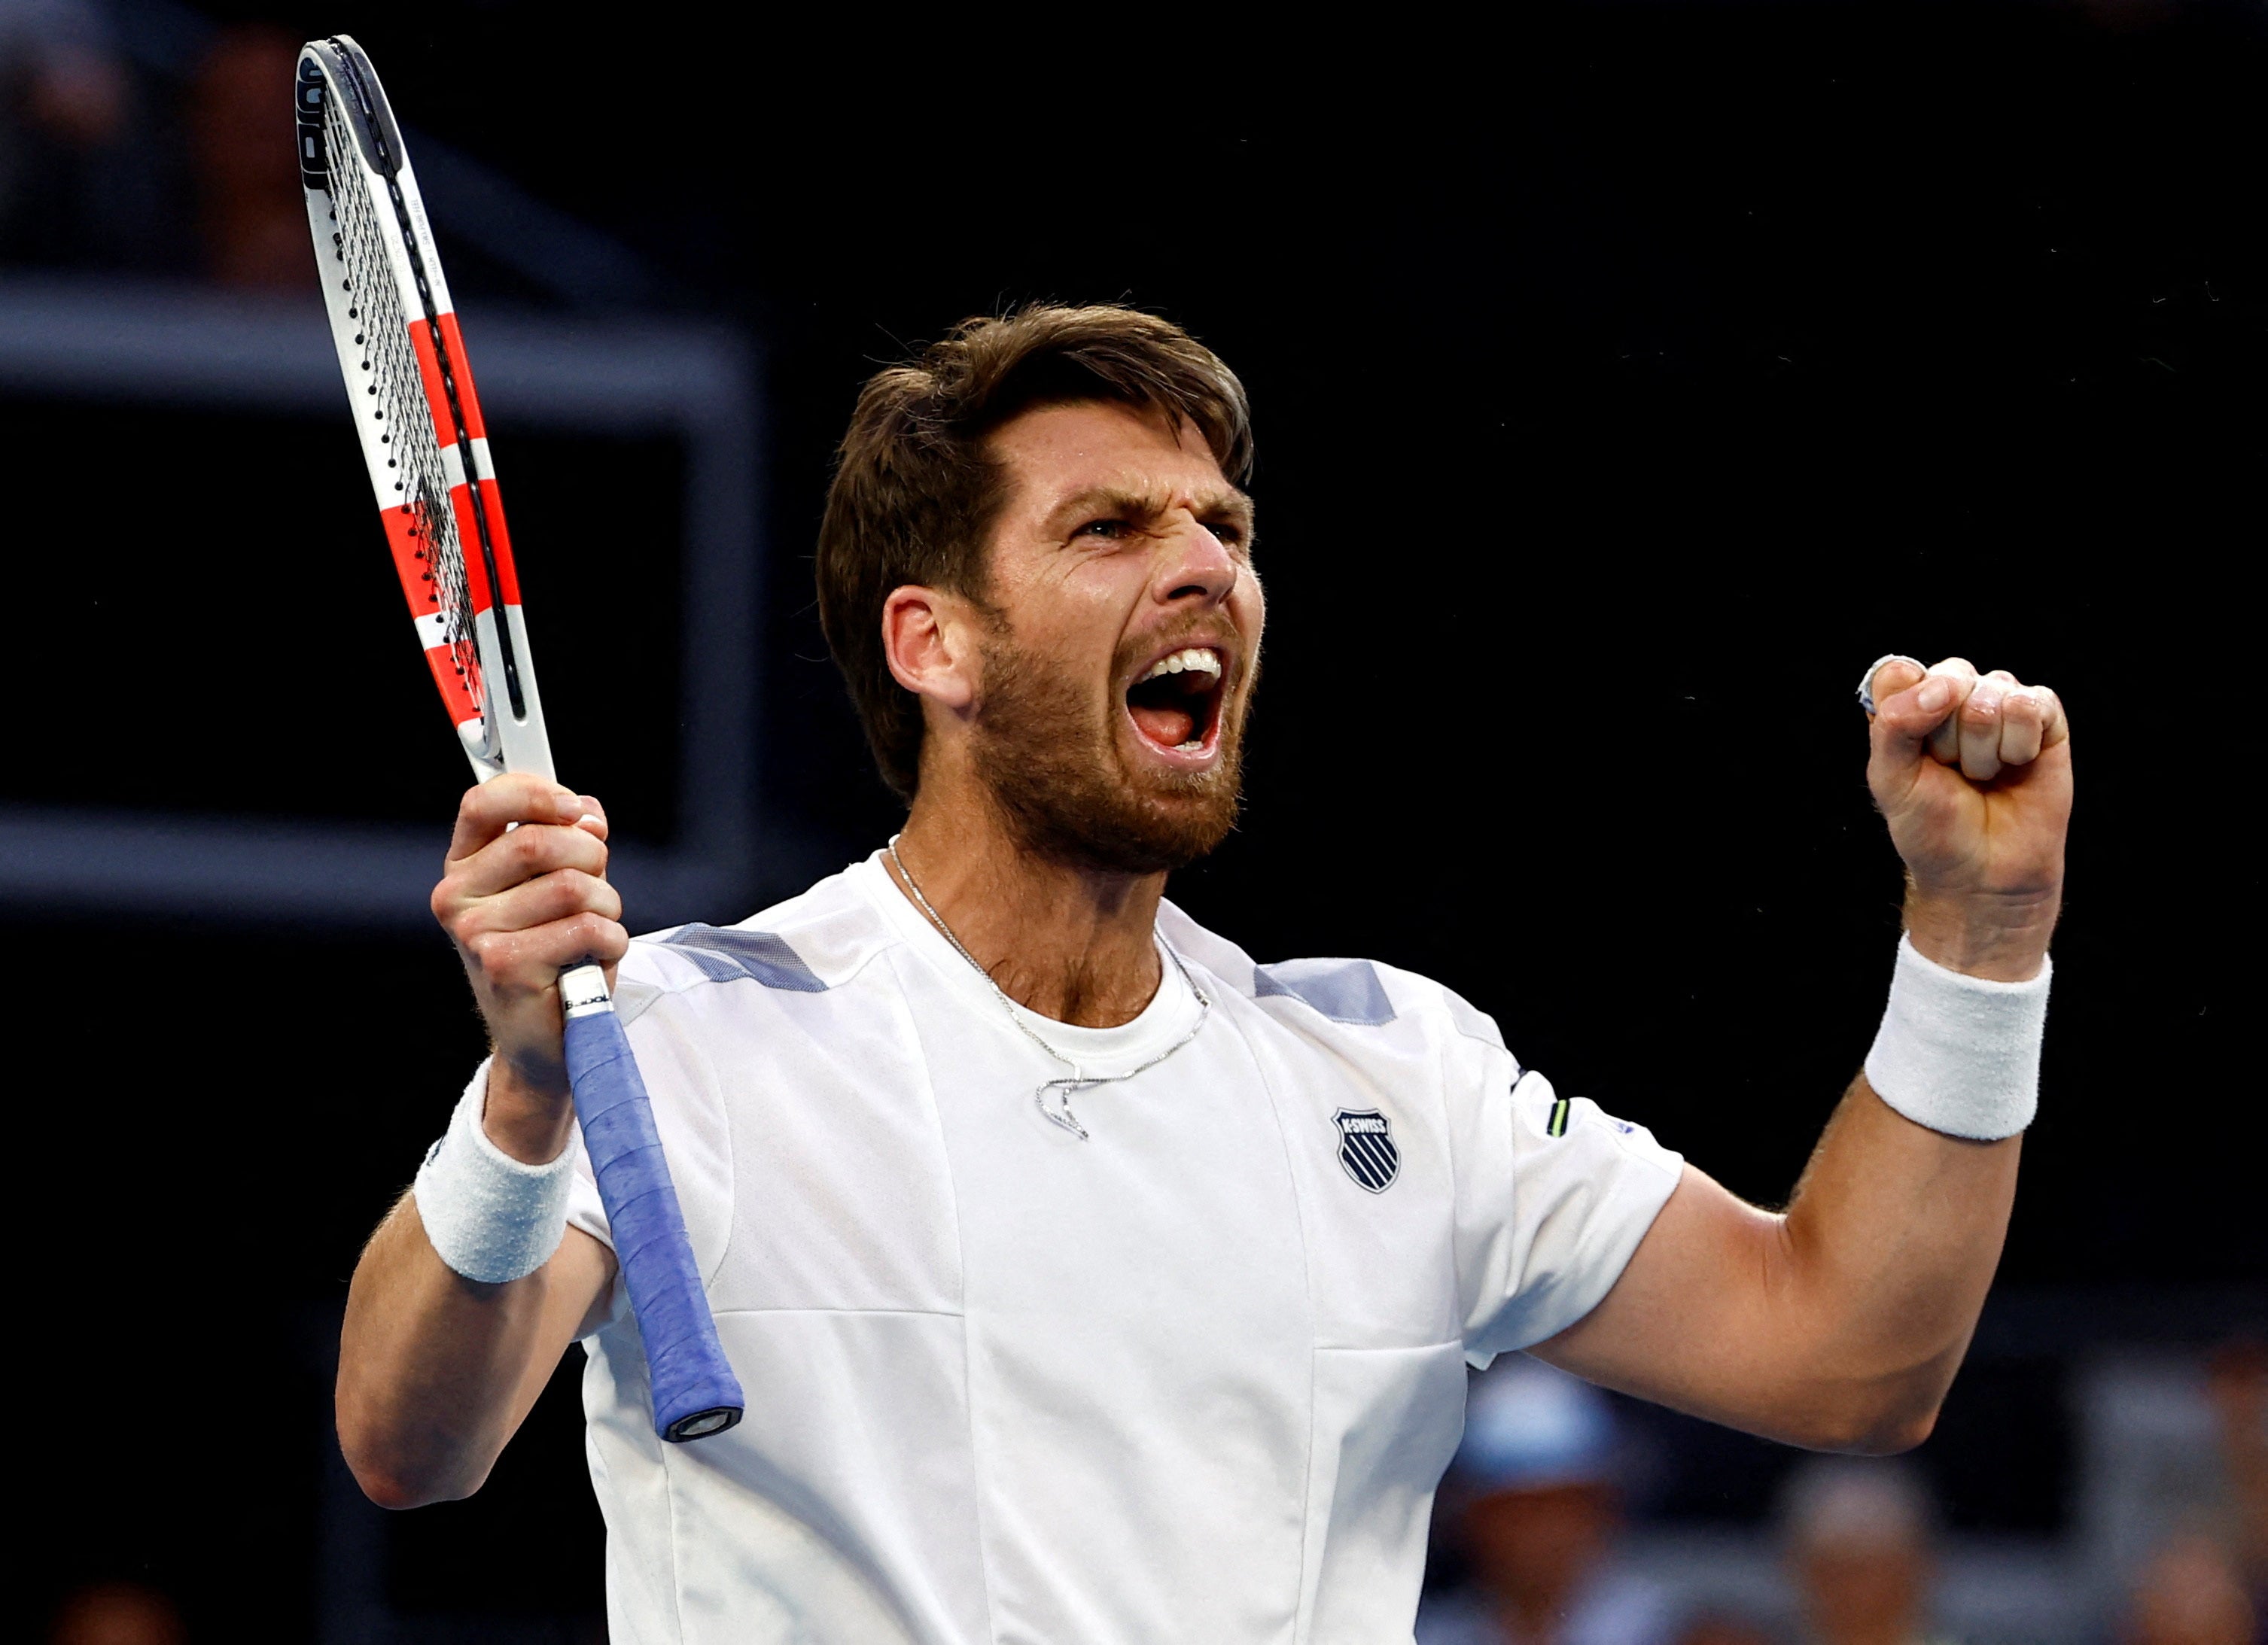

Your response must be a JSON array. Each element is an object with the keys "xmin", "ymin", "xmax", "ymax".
[{"xmin": 886, "ymin": 835, "xmax": 1210, "ymax": 1141}]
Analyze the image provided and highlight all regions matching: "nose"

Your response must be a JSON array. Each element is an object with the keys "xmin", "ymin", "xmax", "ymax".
[{"xmin": 1155, "ymin": 515, "xmax": 1238, "ymax": 608}]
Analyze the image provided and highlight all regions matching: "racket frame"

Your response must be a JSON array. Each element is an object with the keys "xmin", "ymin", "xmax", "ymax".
[
  {"xmin": 298, "ymin": 35, "xmax": 552, "ymax": 784},
  {"xmin": 297, "ymin": 36, "xmax": 743, "ymax": 1445}
]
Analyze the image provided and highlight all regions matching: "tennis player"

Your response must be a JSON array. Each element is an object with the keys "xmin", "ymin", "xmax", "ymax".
[{"xmin": 338, "ymin": 307, "xmax": 2070, "ymax": 1644}]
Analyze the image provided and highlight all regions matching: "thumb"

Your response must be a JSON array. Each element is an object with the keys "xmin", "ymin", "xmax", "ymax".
[
  {"xmin": 1860, "ymin": 654, "xmax": 1927, "ymax": 716},
  {"xmin": 1871, "ymin": 665, "xmax": 1971, "ymax": 771}
]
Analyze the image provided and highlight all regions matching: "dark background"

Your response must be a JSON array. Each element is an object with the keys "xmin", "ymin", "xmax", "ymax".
[{"xmin": 10, "ymin": 1, "xmax": 2260, "ymax": 1635}]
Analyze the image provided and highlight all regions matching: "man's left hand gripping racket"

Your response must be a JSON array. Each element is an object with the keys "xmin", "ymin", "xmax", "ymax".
[{"xmin": 296, "ymin": 36, "xmax": 743, "ymax": 1443}]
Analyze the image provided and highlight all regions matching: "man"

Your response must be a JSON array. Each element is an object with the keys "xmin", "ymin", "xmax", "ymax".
[
  {"xmin": 1416, "ymin": 1360, "xmax": 1676, "ymax": 1645},
  {"xmin": 336, "ymin": 306, "xmax": 2071, "ymax": 1643},
  {"xmin": 2121, "ymin": 1533, "xmax": 2260, "ymax": 1645},
  {"xmin": 1779, "ymin": 1458, "xmax": 1958, "ymax": 1645}
]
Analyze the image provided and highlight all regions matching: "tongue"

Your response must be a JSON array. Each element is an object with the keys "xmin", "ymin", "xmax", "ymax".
[{"xmin": 1131, "ymin": 702, "xmax": 1198, "ymax": 748}]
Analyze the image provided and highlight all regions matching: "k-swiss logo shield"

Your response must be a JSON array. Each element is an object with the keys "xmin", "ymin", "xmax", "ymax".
[{"xmin": 1332, "ymin": 1108, "xmax": 1400, "ymax": 1193}]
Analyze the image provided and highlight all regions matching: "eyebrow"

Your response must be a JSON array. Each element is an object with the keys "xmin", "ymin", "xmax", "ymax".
[{"xmin": 1040, "ymin": 483, "xmax": 1256, "ymax": 540}]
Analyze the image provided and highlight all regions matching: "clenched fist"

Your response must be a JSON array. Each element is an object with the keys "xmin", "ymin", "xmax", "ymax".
[
  {"xmin": 431, "ymin": 774, "xmax": 627, "ymax": 1157},
  {"xmin": 1862, "ymin": 655, "xmax": 2072, "ymax": 982}
]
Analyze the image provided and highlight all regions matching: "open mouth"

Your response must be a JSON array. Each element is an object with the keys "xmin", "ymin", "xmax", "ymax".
[{"xmin": 1125, "ymin": 646, "xmax": 1226, "ymax": 756}]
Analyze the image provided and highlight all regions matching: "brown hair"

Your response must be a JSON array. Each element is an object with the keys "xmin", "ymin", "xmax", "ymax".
[{"xmin": 815, "ymin": 305, "xmax": 1253, "ymax": 802}]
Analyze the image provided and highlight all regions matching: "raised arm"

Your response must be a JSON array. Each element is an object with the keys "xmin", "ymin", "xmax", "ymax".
[
  {"xmin": 1536, "ymin": 656, "xmax": 2070, "ymax": 1452},
  {"xmin": 336, "ymin": 774, "xmax": 627, "ymax": 1507}
]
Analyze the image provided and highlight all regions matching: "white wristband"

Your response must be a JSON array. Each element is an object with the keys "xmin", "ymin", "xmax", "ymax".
[
  {"xmin": 1864, "ymin": 935, "xmax": 2051, "ymax": 1141},
  {"xmin": 412, "ymin": 1060, "xmax": 579, "ymax": 1283}
]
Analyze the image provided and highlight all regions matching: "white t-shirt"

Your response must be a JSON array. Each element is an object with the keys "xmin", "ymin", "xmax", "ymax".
[{"xmin": 562, "ymin": 853, "xmax": 1683, "ymax": 1645}]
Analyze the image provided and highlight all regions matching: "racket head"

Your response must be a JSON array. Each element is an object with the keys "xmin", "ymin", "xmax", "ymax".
[
  {"xmin": 299, "ymin": 38, "xmax": 745, "ymax": 1452},
  {"xmin": 298, "ymin": 36, "xmax": 554, "ymax": 784}
]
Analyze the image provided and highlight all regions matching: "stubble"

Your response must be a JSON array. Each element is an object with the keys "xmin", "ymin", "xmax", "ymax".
[{"xmin": 970, "ymin": 622, "xmax": 1250, "ymax": 875}]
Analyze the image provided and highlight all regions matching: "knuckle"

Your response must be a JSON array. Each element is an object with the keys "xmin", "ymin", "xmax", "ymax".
[
  {"xmin": 553, "ymin": 869, "xmax": 604, "ymax": 914},
  {"xmin": 556, "ymin": 868, "xmax": 618, "ymax": 911}
]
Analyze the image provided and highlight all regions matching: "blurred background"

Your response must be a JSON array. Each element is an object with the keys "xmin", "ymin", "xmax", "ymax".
[{"xmin": 5, "ymin": 0, "xmax": 2260, "ymax": 1640}]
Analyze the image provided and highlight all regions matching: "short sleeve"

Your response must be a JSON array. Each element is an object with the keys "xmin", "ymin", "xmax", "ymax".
[{"xmin": 1447, "ymin": 1036, "xmax": 1684, "ymax": 1365}]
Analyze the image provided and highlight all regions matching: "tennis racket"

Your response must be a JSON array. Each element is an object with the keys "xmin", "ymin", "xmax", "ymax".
[{"xmin": 297, "ymin": 35, "xmax": 742, "ymax": 1443}]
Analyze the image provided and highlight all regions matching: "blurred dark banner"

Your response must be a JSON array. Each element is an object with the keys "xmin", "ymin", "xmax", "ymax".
[{"xmin": 8, "ymin": 2, "xmax": 2258, "ymax": 1637}]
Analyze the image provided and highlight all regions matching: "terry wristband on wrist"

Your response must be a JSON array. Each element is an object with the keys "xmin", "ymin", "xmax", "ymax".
[
  {"xmin": 412, "ymin": 1060, "xmax": 580, "ymax": 1283},
  {"xmin": 1863, "ymin": 934, "xmax": 2051, "ymax": 1142}
]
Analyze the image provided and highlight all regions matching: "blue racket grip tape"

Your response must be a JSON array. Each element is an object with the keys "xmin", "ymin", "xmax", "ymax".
[{"xmin": 562, "ymin": 975, "xmax": 744, "ymax": 1443}]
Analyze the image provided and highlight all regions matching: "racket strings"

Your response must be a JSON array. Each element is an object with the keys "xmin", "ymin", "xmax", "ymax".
[{"xmin": 320, "ymin": 102, "xmax": 485, "ymax": 727}]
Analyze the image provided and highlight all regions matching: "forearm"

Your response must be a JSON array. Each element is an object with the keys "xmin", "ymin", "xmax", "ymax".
[
  {"xmin": 1737, "ymin": 880, "xmax": 2051, "ymax": 1443},
  {"xmin": 1765, "ymin": 1075, "xmax": 2020, "ymax": 1448},
  {"xmin": 1740, "ymin": 887, "xmax": 2046, "ymax": 1446},
  {"xmin": 1544, "ymin": 920, "xmax": 2041, "ymax": 1451},
  {"xmin": 336, "ymin": 1062, "xmax": 610, "ymax": 1508},
  {"xmin": 336, "ymin": 1195, "xmax": 581, "ymax": 1506}
]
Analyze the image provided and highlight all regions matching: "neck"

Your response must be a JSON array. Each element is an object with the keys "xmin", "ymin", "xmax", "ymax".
[{"xmin": 887, "ymin": 783, "xmax": 1167, "ymax": 1029}]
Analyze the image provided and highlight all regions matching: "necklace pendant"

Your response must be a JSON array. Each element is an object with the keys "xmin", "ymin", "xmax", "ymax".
[{"xmin": 1037, "ymin": 1078, "xmax": 1092, "ymax": 1142}]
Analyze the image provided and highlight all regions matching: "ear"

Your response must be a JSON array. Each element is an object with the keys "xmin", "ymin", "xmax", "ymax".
[{"xmin": 881, "ymin": 585, "xmax": 979, "ymax": 713}]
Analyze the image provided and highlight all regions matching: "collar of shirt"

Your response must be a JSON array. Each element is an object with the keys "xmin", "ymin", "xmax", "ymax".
[{"xmin": 848, "ymin": 850, "xmax": 1204, "ymax": 1075}]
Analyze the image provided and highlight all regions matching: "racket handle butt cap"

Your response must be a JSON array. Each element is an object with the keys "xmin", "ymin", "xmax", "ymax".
[{"xmin": 665, "ymin": 1403, "xmax": 744, "ymax": 1443}]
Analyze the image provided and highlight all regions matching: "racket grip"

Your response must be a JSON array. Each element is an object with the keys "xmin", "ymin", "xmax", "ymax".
[{"xmin": 561, "ymin": 963, "xmax": 744, "ymax": 1443}]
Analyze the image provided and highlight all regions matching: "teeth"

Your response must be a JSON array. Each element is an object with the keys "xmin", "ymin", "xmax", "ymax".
[{"xmin": 1140, "ymin": 647, "xmax": 1224, "ymax": 683}]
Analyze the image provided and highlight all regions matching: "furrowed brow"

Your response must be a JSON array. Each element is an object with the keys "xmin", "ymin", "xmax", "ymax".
[
  {"xmin": 1043, "ymin": 485, "xmax": 1255, "ymax": 539},
  {"xmin": 1200, "ymin": 491, "xmax": 1256, "ymax": 540},
  {"xmin": 1043, "ymin": 485, "xmax": 1171, "ymax": 536}
]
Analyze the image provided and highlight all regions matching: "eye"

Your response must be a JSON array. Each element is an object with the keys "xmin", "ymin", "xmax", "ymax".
[
  {"xmin": 1074, "ymin": 518, "xmax": 1133, "ymax": 542},
  {"xmin": 1207, "ymin": 521, "xmax": 1250, "ymax": 551}
]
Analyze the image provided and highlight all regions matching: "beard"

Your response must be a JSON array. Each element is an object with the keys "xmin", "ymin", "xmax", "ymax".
[{"xmin": 969, "ymin": 621, "xmax": 1250, "ymax": 876}]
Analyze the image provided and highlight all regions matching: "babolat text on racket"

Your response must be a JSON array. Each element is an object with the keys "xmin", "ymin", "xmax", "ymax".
[{"xmin": 295, "ymin": 35, "xmax": 743, "ymax": 1443}]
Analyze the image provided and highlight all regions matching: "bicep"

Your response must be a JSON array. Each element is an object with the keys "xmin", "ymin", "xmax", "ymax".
[{"xmin": 1528, "ymin": 1163, "xmax": 1819, "ymax": 1443}]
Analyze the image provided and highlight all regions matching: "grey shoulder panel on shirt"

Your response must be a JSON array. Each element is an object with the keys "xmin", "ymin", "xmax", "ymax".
[
  {"xmin": 1253, "ymin": 956, "xmax": 1396, "ymax": 1026},
  {"xmin": 658, "ymin": 923, "xmax": 829, "ymax": 993}
]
